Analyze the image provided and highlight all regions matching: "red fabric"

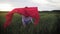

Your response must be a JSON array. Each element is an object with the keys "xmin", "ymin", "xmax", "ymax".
[{"xmin": 3, "ymin": 7, "xmax": 40, "ymax": 29}]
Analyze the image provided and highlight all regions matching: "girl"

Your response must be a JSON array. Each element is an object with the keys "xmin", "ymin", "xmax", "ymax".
[{"xmin": 22, "ymin": 15, "xmax": 33, "ymax": 27}]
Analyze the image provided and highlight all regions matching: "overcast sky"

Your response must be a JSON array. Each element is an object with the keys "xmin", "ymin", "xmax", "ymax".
[{"xmin": 0, "ymin": 0, "xmax": 60, "ymax": 11}]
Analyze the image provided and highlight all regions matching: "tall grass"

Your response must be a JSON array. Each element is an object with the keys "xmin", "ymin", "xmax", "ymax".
[{"xmin": 0, "ymin": 12, "xmax": 60, "ymax": 34}]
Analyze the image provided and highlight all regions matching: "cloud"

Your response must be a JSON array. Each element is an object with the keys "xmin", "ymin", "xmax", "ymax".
[
  {"xmin": 48, "ymin": 0, "xmax": 60, "ymax": 3},
  {"xmin": 0, "ymin": 0, "xmax": 60, "ymax": 11},
  {"xmin": 29, "ymin": 0, "xmax": 60, "ymax": 11}
]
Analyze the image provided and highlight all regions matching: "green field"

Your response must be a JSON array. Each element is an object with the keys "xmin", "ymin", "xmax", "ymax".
[{"xmin": 0, "ymin": 11, "xmax": 60, "ymax": 34}]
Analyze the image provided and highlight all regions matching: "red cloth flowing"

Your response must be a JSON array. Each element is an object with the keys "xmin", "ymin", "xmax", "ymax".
[{"xmin": 3, "ymin": 7, "xmax": 40, "ymax": 29}]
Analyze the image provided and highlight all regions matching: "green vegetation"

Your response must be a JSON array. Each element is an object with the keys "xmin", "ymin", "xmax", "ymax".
[{"xmin": 0, "ymin": 11, "xmax": 60, "ymax": 34}]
